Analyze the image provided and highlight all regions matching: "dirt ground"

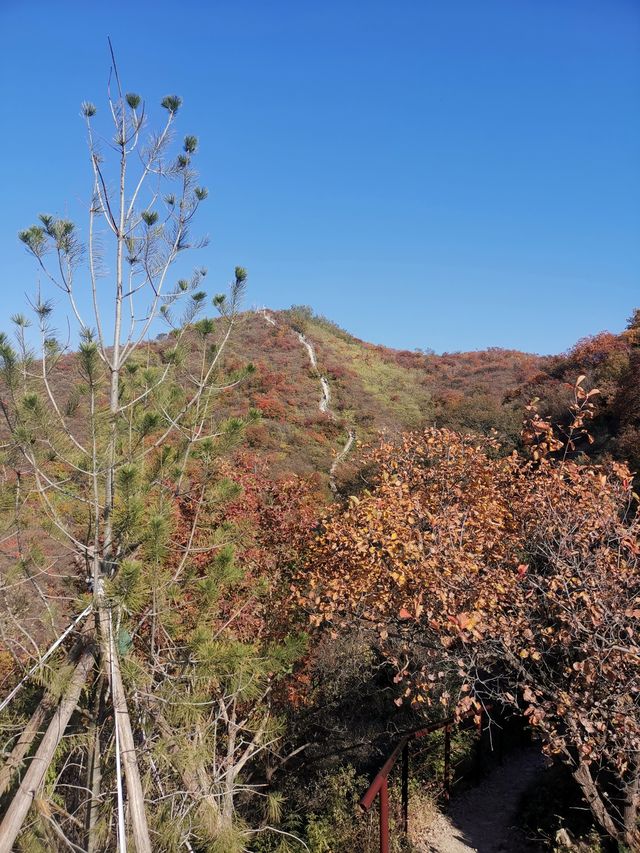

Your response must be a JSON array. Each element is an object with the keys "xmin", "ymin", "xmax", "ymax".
[{"xmin": 418, "ymin": 746, "xmax": 546, "ymax": 852}]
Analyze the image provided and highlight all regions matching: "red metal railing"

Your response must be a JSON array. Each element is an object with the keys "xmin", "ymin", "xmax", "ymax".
[{"xmin": 359, "ymin": 709, "xmax": 485, "ymax": 853}]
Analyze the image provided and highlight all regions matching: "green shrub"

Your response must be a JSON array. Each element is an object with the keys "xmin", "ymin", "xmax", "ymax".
[{"xmin": 251, "ymin": 765, "xmax": 386, "ymax": 852}]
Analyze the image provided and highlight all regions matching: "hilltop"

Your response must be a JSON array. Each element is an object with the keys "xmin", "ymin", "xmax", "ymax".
[
  {"xmin": 206, "ymin": 306, "xmax": 544, "ymax": 487},
  {"xmin": 27, "ymin": 304, "xmax": 637, "ymax": 493},
  {"xmin": 213, "ymin": 305, "xmax": 639, "ymax": 489}
]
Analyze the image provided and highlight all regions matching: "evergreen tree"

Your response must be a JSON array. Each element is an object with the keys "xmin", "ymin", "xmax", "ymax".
[{"xmin": 0, "ymin": 48, "xmax": 299, "ymax": 852}]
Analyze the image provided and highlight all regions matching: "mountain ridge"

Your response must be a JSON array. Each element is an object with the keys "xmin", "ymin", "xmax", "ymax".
[
  {"xmin": 218, "ymin": 305, "xmax": 639, "ymax": 486},
  {"xmin": 217, "ymin": 306, "xmax": 545, "ymax": 486}
]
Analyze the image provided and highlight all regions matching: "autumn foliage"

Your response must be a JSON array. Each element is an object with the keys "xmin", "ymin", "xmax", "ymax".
[{"xmin": 297, "ymin": 380, "xmax": 640, "ymax": 847}]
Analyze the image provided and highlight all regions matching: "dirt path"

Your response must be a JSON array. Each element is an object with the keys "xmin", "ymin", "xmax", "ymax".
[
  {"xmin": 420, "ymin": 747, "xmax": 545, "ymax": 853},
  {"xmin": 260, "ymin": 308, "xmax": 277, "ymax": 327},
  {"xmin": 330, "ymin": 428, "xmax": 355, "ymax": 479},
  {"xmin": 297, "ymin": 332, "xmax": 331, "ymax": 413},
  {"xmin": 259, "ymin": 309, "xmax": 355, "ymax": 488}
]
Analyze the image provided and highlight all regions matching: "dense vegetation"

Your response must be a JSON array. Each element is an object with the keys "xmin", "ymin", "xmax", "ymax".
[
  {"xmin": 0, "ymin": 66, "xmax": 638, "ymax": 853},
  {"xmin": 299, "ymin": 380, "xmax": 640, "ymax": 848}
]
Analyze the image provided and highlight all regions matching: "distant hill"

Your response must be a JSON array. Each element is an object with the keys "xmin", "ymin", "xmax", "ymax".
[
  {"xmin": 214, "ymin": 306, "xmax": 545, "ymax": 488},
  {"xmin": 36, "ymin": 305, "xmax": 638, "ymax": 493},
  {"xmin": 516, "ymin": 308, "xmax": 640, "ymax": 470}
]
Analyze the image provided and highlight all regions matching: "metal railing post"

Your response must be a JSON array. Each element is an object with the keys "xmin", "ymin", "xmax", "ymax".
[
  {"xmin": 444, "ymin": 724, "xmax": 451, "ymax": 800},
  {"xmin": 402, "ymin": 741, "xmax": 409, "ymax": 835},
  {"xmin": 380, "ymin": 778, "xmax": 389, "ymax": 853},
  {"xmin": 475, "ymin": 707, "xmax": 484, "ymax": 781},
  {"xmin": 360, "ymin": 706, "xmax": 493, "ymax": 852}
]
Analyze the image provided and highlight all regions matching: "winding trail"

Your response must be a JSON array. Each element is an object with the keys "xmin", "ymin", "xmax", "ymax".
[
  {"xmin": 258, "ymin": 309, "xmax": 355, "ymax": 489},
  {"xmin": 420, "ymin": 747, "xmax": 544, "ymax": 853},
  {"xmin": 319, "ymin": 377, "xmax": 331, "ymax": 414},
  {"xmin": 261, "ymin": 309, "xmax": 277, "ymax": 327},
  {"xmin": 297, "ymin": 332, "xmax": 331, "ymax": 413},
  {"xmin": 329, "ymin": 428, "xmax": 356, "ymax": 484}
]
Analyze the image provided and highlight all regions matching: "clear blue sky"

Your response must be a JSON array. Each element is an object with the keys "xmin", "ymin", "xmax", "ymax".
[{"xmin": 0, "ymin": 0, "xmax": 638, "ymax": 354}]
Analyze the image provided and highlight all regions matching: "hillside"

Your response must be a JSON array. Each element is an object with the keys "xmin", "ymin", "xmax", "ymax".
[
  {"xmin": 518, "ymin": 308, "xmax": 640, "ymax": 469},
  {"xmin": 16, "ymin": 303, "xmax": 636, "ymax": 494},
  {"xmin": 216, "ymin": 306, "xmax": 545, "ymax": 487},
  {"xmin": 2, "ymin": 302, "xmax": 638, "ymax": 852},
  {"xmin": 214, "ymin": 305, "xmax": 640, "ymax": 489}
]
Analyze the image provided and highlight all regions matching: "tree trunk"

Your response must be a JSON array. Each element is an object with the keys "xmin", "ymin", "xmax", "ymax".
[
  {"xmin": 573, "ymin": 760, "xmax": 622, "ymax": 844},
  {"xmin": 85, "ymin": 675, "xmax": 104, "ymax": 853},
  {"xmin": 99, "ymin": 606, "xmax": 152, "ymax": 853},
  {"xmin": 624, "ymin": 752, "xmax": 640, "ymax": 851},
  {"xmin": 0, "ymin": 648, "xmax": 95, "ymax": 853},
  {"xmin": 85, "ymin": 722, "xmax": 102, "ymax": 853},
  {"xmin": 221, "ymin": 704, "xmax": 237, "ymax": 827},
  {"xmin": 0, "ymin": 633, "xmax": 89, "ymax": 797},
  {"xmin": 0, "ymin": 698, "xmax": 50, "ymax": 797}
]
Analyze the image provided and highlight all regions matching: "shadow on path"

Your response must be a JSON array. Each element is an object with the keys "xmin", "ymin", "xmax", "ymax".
[{"xmin": 422, "ymin": 746, "xmax": 545, "ymax": 852}]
